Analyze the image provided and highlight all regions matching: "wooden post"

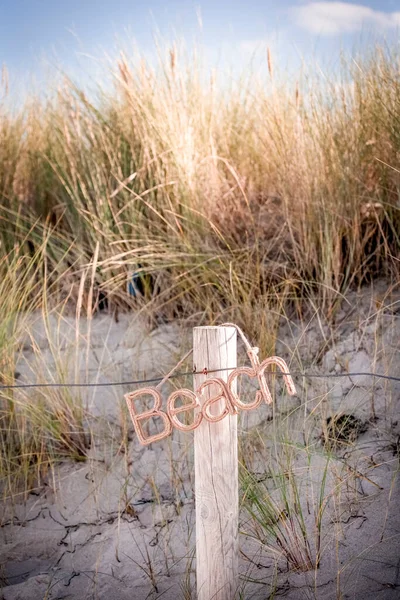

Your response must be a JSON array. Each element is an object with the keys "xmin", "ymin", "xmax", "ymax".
[{"xmin": 193, "ymin": 326, "xmax": 238, "ymax": 600}]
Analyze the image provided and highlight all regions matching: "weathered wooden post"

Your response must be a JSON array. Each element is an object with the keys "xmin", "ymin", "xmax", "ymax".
[{"xmin": 193, "ymin": 326, "xmax": 238, "ymax": 600}]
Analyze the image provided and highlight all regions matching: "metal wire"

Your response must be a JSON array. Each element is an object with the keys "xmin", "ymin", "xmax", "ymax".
[{"xmin": 0, "ymin": 368, "xmax": 399, "ymax": 390}]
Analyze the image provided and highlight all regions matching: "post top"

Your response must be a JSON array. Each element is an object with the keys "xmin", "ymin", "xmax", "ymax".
[{"xmin": 193, "ymin": 326, "xmax": 236, "ymax": 330}]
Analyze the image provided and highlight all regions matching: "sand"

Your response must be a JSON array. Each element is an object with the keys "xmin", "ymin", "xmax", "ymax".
[{"xmin": 1, "ymin": 283, "xmax": 399, "ymax": 599}]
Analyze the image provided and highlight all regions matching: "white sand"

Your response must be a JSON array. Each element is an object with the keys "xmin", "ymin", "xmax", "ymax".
[{"xmin": 1, "ymin": 283, "xmax": 399, "ymax": 599}]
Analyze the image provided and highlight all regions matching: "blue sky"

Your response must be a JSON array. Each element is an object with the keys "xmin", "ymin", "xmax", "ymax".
[{"xmin": 0, "ymin": 1, "xmax": 399, "ymax": 82}]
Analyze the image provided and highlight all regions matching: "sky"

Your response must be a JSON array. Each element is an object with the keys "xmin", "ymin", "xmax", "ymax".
[{"xmin": 0, "ymin": 1, "xmax": 399, "ymax": 87}]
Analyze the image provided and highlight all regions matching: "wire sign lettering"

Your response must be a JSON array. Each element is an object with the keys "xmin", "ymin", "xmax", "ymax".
[{"xmin": 125, "ymin": 347, "xmax": 297, "ymax": 446}]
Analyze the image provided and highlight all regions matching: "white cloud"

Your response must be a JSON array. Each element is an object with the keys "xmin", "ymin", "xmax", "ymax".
[{"xmin": 291, "ymin": 2, "xmax": 400, "ymax": 35}]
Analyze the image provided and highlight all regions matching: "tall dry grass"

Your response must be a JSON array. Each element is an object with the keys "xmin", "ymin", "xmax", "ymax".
[
  {"xmin": 1, "ymin": 43, "xmax": 399, "ymax": 337},
  {"xmin": 0, "ymin": 42, "xmax": 398, "ymax": 365}
]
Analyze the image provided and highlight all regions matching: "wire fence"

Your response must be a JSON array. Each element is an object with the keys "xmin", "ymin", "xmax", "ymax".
[{"xmin": 1, "ymin": 367, "xmax": 399, "ymax": 390}]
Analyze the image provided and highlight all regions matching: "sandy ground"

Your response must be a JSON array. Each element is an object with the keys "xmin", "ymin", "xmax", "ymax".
[{"xmin": 1, "ymin": 282, "xmax": 400, "ymax": 599}]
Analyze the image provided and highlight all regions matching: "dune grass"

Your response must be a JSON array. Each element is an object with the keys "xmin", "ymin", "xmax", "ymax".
[{"xmin": 0, "ymin": 42, "xmax": 399, "ymax": 329}]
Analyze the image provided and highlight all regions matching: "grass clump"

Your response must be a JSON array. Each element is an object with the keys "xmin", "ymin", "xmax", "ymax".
[
  {"xmin": 0, "ymin": 41, "xmax": 399, "ymax": 331},
  {"xmin": 0, "ymin": 240, "xmax": 91, "ymax": 503}
]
